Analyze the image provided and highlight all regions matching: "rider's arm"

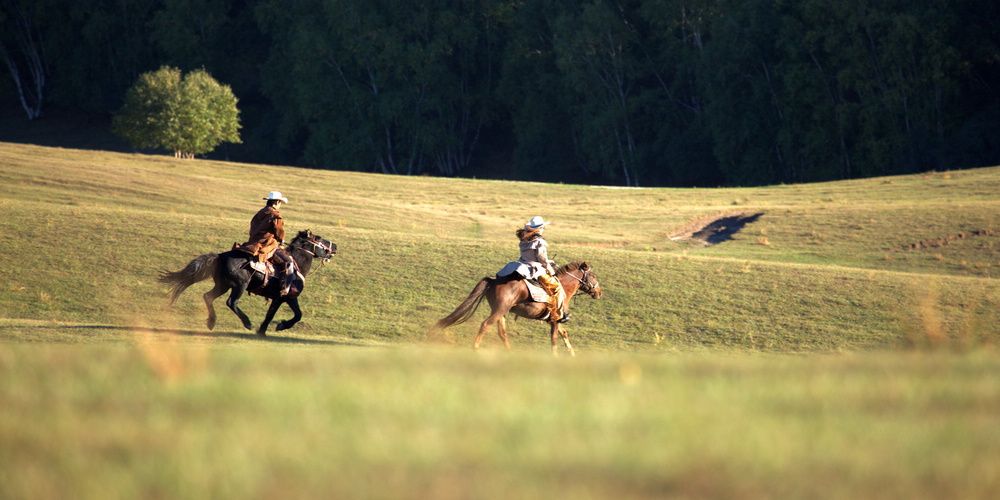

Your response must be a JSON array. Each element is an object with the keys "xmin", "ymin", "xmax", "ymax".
[
  {"xmin": 536, "ymin": 240, "xmax": 555, "ymax": 274},
  {"xmin": 273, "ymin": 213, "xmax": 286, "ymax": 244}
]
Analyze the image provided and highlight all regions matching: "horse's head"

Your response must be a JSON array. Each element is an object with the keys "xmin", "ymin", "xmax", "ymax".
[
  {"xmin": 291, "ymin": 230, "xmax": 337, "ymax": 263},
  {"xmin": 576, "ymin": 262, "xmax": 601, "ymax": 299},
  {"xmin": 557, "ymin": 261, "xmax": 601, "ymax": 299}
]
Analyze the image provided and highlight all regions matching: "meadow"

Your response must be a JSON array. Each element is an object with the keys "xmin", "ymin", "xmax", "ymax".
[{"xmin": 1, "ymin": 142, "xmax": 998, "ymax": 498}]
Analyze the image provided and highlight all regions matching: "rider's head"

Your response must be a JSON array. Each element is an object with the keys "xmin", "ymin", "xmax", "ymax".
[
  {"xmin": 524, "ymin": 216, "xmax": 550, "ymax": 233},
  {"xmin": 263, "ymin": 191, "xmax": 289, "ymax": 208}
]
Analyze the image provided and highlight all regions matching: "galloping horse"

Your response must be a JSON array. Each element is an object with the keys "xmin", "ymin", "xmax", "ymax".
[
  {"xmin": 429, "ymin": 261, "xmax": 601, "ymax": 355},
  {"xmin": 159, "ymin": 230, "xmax": 336, "ymax": 336}
]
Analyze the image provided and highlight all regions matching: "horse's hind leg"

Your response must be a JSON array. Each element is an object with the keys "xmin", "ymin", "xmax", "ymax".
[
  {"xmin": 473, "ymin": 317, "xmax": 492, "ymax": 351},
  {"xmin": 474, "ymin": 309, "xmax": 508, "ymax": 351},
  {"xmin": 496, "ymin": 316, "xmax": 512, "ymax": 351},
  {"xmin": 225, "ymin": 286, "xmax": 254, "ymax": 330},
  {"xmin": 203, "ymin": 282, "xmax": 227, "ymax": 331}
]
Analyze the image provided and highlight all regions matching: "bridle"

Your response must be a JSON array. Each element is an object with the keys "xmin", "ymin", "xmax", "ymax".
[
  {"xmin": 566, "ymin": 268, "xmax": 599, "ymax": 297},
  {"xmin": 288, "ymin": 235, "xmax": 335, "ymax": 265}
]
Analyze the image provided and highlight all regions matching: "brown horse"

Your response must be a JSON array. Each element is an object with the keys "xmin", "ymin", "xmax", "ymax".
[{"xmin": 429, "ymin": 261, "xmax": 601, "ymax": 355}]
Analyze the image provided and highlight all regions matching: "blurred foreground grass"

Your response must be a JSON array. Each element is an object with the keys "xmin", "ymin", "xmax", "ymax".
[{"xmin": 1, "ymin": 339, "xmax": 998, "ymax": 499}]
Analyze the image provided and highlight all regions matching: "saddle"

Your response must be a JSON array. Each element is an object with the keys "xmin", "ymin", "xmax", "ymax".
[
  {"xmin": 495, "ymin": 274, "xmax": 549, "ymax": 303},
  {"xmin": 232, "ymin": 242, "xmax": 277, "ymax": 293},
  {"xmin": 233, "ymin": 243, "xmax": 274, "ymax": 272}
]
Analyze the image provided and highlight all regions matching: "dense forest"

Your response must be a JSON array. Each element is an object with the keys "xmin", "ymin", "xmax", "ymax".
[{"xmin": 2, "ymin": 0, "xmax": 999, "ymax": 186}]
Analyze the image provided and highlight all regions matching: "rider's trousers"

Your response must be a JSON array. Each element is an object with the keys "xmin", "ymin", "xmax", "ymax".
[{"xmin": 536, "ymin": 273, "xmax": 566, "ymax": 321}]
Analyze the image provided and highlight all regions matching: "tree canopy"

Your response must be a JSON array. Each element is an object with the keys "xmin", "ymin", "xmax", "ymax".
[
  {"xmin": 4, "ymin": 0, "xmax": 1000, "ymax": 186},
  {"xmin": 112, "ymin": 66, "xmax": 240, "ymax": 158}
]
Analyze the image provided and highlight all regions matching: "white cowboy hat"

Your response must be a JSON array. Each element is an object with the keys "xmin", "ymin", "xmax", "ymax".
[
  {"xmin": 263, "ymin": 191, "xmax": 288, "ymax": 203},
  {"xmin": 525, "ymin": 216, "xmax": 550, "ymax": 231}
]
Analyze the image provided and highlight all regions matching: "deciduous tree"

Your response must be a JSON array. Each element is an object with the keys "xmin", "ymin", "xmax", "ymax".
[{"xmin": 113, "ymin": 66, "xmax": 241, "ymax": 158}]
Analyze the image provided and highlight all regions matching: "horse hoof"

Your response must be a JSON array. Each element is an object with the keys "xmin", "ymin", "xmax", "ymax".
[
  {"xmin": 256, "ymin": 330, "xmax": 267, "ymax": 337},
  {"xmin": 207, "ymin": 319, "xmax": 216, "ymax": 331},
  {"xmin": 275, "ymin": 321, "xmax": 287, "ymax": 332}
]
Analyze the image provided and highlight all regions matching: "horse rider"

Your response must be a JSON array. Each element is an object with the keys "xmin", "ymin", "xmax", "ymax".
[
  {"xmin": 240, "ymin": 191, "xmax": 296, "ymax": 296},
  {"xmin": 498, "ymin": 216, "xmax": 570, "ymax": 323}
]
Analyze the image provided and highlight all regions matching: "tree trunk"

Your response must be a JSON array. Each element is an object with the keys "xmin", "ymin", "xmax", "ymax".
[{"xmin": 0, "ymin": 1, "xmax": 46, "ymax": 120}]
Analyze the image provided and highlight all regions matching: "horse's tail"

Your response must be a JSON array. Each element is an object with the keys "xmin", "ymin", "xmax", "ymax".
[
  {"xmin": 429, "ymin": 277, "xmax": 493, "ymax": 331},
  {"xmin": 158, "ymin": 253, "xmax": 219, "ymax": 304}
]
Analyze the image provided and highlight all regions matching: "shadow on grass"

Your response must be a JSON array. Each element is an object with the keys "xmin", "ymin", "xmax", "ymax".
[
  {"xmin": 3, "ymin": 323, "xmax": 367, "ymax": 346},
  {"xmin": 691, "ymin": 212, "xmax": 765, "ymax": 245}
]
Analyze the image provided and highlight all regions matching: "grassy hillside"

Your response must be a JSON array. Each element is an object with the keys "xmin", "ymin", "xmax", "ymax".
[
  {"xmin": 2, "ymin": 142, "xmax": 999, "ymax": 499},
  {"xmin": 1, "ymin": 142, "xmax": 997, "ymax": 350}
]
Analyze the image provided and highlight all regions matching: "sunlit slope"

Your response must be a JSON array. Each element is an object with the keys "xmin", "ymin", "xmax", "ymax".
[{"xmin": 1, "ymin": 142, "xmax": 997, "ymax": 350}]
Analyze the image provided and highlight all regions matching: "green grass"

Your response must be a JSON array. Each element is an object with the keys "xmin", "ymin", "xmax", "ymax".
[
  {"xmin": 2, "ymin": 142, "xmax": 998, "ymax": 350},
  {"xmin": 2, "ymin": 142, "xmax": 1000, "ymax": 498},
  {"xmin": 1, "ymin": 344, "xmax": 998, "ymax": 499}
]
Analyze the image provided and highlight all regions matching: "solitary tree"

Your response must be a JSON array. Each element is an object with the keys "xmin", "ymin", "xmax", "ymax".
[{"xmin": 113, "ymin": 66, "xmax": 241, "ymax": 158}]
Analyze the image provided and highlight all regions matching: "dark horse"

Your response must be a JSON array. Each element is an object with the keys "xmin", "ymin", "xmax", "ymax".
[
  {"xmin": 429, "ymin": 261, "xmax": 601, "ymax": 355},
  {"xmin": 158, "ymin": 230, "xmax": 336, "ymax": 336}
]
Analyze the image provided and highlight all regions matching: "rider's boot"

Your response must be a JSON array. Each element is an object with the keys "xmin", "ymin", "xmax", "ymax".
[
  {"xmin": 557, "ymin": 310, "xmax": 571, "ymax": 323},
  {"xmin": 539, "ymin": 273, "xmax": 567, "ymax": 324},
  {"xmin": 546, "ymin": 303, "xmax": 563, "ymax": 323},
  {"xmin": 545, "ymin": 294, "xmax": 565, "ymax": 323}
]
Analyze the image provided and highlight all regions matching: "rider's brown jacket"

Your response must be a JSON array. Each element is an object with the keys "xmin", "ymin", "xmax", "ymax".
[{"xmin": 241, "ymin": 206, "xmax": 285, "ymax": 262}]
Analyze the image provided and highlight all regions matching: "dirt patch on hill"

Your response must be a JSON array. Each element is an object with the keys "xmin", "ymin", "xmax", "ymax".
[
  {"xmin": 669, "ymin": 211, "xmax": 764, "ymax": 248},
  {"xmin": 893, "ymin": 229, "xmax": 999, "ymax": 251}
]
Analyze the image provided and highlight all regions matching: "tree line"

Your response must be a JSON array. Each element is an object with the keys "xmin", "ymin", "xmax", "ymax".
[{"xmin": 2, "ymin": 0, "xmax": 999, "ymax": 186}]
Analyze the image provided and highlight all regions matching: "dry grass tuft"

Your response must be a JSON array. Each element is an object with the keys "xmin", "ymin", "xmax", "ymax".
[
  {"xmin": 916, "ymin": 283, "xmax": 947, "ymax": 346},
  {"xmin": 132, "ymin": 330, "xmax": 209, "ymax": 382}
]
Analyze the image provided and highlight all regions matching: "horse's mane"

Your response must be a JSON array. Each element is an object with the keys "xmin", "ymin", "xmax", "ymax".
[{"xmin": 555, "ymin": 261, "xmax": 587, "ymax": 275}]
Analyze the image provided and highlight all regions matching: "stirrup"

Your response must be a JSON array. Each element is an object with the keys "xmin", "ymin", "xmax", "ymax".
[
  {"xmin": 279, "ymin": 273, "xmax": 294, "ymax": 296},
  {"xmin": 556, "ymin": 311, "xmax": 571, "ymax": 323}
]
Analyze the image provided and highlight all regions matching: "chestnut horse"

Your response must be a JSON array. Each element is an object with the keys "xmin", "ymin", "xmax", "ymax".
[{"xmin": 429, "ymin": 261, "xmax": 601, "ymax": 355}]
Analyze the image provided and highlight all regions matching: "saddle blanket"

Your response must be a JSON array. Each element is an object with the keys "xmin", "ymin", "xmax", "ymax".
[
  {"xmin": 524, "ymin": 279, "xmax": 549, "ymax": 303},
  {"xmin": 248, "ymin": 260, "xmax": 273, "ymax": 276}
]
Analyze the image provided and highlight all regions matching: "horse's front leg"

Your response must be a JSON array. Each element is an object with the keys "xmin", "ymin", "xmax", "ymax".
[
  {"xmin": 256, "ymin": 298, "xmax": 284, "ymax": 337},
  {"xmin": 275, "ymin": 298, "xmax": 302, "ymax": 332},
  {"xmin": 549, "ymin": 323, "xmax": 575, "ymax": 357},
  {"xmin": 557, "ymin": 324, "xmax": 575, "ymax": 357},
  {"xmin": 550, "ymin": 322, "xmax": 559, "ymax": 356},
  {"xmin": 225, "ymin": 286, "xmax": 253, "ymax": 330}
]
